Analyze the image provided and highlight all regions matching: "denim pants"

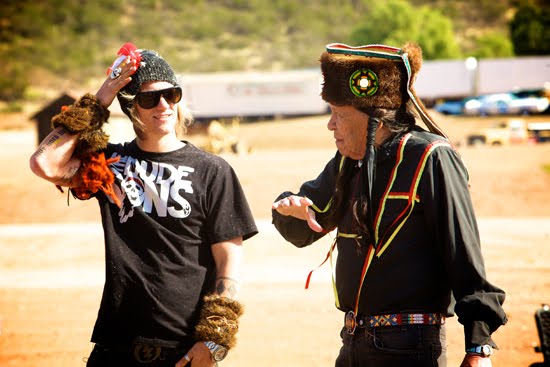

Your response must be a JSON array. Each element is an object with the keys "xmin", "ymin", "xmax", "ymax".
[
  {"xmin": 86, "ymin": 343, "xmax": 191, "ymax": 367},
  {"xmin": 335, "ymin": 324, "xmax": 447, "ymax": 367}
]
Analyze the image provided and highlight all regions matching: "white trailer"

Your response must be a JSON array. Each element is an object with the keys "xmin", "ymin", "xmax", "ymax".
[
  {"xmin": 178, "ymin": 69, "xmax": 328, "ymax": 120},
  {"xmin": 415, "ymin": 56, "xmax": 550, "ymax": 103},
  {"xmin": 477, "ymin": 56, "xmax": 550, "ymax": 95},
  {"xmin": 414, "ymin": 59, "xmax": 472, "ymax": 100},
  {"xmin": 174, "ymin": 56, "xmax": 550, "ymax": 119}
]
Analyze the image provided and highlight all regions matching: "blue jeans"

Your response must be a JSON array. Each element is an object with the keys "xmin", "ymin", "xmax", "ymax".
[{"xmin": 335, "ymin": 324, "xmax": 447, "ymax": 367}]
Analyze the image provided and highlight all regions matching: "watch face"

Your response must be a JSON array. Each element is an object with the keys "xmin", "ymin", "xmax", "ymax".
[
  {"xmin": 481, "ymin": 345, "xmax": 493, "ymax": 357},
  {"xmin": 213, "ymin": 346, "xmax": 228, "ymax": 361}
]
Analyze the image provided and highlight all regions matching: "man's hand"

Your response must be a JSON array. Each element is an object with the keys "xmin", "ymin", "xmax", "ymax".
[
  {"xmin": 272, "ymin": 195, "xmax": 323, "ymax": 232},
  {"xmin": 460, "ymin": 354, "xmax": 492, "ymax": 367},
  {"xmin": 95, "ymin": 56, "xmax": 137, "ymax": 108},
  {"xmin": 175, "ymin": 341, "xmax": 216, "ymax": 367}
]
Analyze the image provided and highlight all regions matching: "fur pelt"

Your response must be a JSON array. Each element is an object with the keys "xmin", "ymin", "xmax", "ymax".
[
  {"xmin": 51, "ymin": 93, "xmax": 110, "ymax": 158},
  {"xmin": 194, "ymin": 295, "xmax": 244, "ymax": 349},
  {"xmin": 50, "ymin": 93, "xmax": 122, "ymax": 206}
]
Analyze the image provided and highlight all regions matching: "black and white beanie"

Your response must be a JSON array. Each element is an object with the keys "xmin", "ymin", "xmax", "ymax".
[{"xmin": 117, "ymin": 50, "xmax": 178, "ymax": 118}]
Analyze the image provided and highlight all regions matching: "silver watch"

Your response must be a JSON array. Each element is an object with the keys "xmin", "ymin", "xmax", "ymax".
[
  {"xmin": 466, "ymin": 344, "xmax": 493, "ymax": 357},
  {"xmin": 204, "ymin": 341, "xmax": 228, "ymax": 362}
]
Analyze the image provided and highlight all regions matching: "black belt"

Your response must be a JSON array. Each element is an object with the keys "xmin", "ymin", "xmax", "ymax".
[{"xmin": 96, "ymin": 341, "xmax": 187, "ymax": 364}]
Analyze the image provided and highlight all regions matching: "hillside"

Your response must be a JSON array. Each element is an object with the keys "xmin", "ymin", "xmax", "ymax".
[{"xmin": 4, "ymin": 0, "xmax": 549, "ymax": 106}]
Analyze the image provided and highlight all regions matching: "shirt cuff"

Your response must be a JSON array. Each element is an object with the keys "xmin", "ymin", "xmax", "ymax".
[{"xmin": 464, "ymin": 320, "xmax": 499, "ymax": 350}]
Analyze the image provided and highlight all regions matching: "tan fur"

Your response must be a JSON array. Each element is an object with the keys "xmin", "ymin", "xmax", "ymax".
[
  {"xmin": 194, "ymin": 295, "xmax": 244, "ymax": 349},
  {"xmin": 401, "ymin": 42, "xmax": 422, "ymax": 82}
]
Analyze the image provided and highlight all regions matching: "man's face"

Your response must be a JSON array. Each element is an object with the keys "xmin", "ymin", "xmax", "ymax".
[
  {"xmin": 327, "ymin": 104, "xmax": 368, "ymax": 160},
  {"xmin": 135, "ymin": 81, "xmax": 179, "ymax": 137}
]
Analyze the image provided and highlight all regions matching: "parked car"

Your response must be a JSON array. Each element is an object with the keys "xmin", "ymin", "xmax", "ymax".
[
  {"xmin": 463, "ymin": 93, "xmax": 550, "ymax": 116},
  {"xmin": 434, "ymin": 99, "xmax": 467, "ymax": 115},
  {"xmin": 466, "ymin": 118, "xmax": 550, "ymax": 146}
]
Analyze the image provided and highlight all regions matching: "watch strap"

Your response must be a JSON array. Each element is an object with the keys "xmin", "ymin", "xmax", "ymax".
[
  {"xmin": 466, "ymin": 344, "xmax": 492, "ymax": 357},
  {"xmin": 466, "ymin": 346, "xmax": 483, "ymax": 354},
  {"xmin": 204, "ymin": 341, "xmax": 228, "ymax": 362},
  {"xmin": 205, "ymin": 341, "xmax": 218, "ymax": 352}
]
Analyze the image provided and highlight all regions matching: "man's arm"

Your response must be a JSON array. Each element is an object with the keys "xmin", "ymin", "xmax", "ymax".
[
  {"xmin": 29, "ymin": 127, "xmax": 81, "ymax": 188},
  {"xmin": 29, "ymin": 55, "xmax": 137, "ymax": 189},
  {"xmin": 211, "ymin": 236, "xmax": 243, "ymax": 299},
  {"xmin": 176, "ymin": 237, "xmax": 244, "ymax": 367}
]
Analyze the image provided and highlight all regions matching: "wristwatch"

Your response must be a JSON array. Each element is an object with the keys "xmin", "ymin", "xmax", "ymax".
[
  {"xmin": 466, "ymin": 344, "xmax": 493, "ymax": 357},
  {"xmin": 204, "ymin": 341, "xmax": 228, "ymax": 362}
]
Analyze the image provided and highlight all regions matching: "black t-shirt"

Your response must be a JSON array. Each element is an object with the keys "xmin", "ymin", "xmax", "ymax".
[{"xmin": 88, "ymin": 140, "xmax": 257, "ymax": 346}]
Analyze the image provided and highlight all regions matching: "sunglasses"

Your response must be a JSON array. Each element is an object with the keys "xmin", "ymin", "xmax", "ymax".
[{"xmin": 134, "ymin": 86, "xmax": 182, "ymax": 109}]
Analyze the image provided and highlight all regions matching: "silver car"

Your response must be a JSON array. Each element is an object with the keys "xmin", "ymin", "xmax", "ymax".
[{"xmin": 463, "ymin": 93, "xmax": 550, "ymax": 116}]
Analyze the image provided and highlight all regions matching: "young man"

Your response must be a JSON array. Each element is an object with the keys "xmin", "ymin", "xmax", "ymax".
[{"xmin": 30, "ymin": 44, "xmax": 257, "ymax": 367}]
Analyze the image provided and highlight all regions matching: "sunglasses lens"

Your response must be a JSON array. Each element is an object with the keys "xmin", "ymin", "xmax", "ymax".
[
  {"xmin": 135, "ymin": 87, "xmax": 182, "ymax": 109},
  {"xmin": 136, "ymin": 93, "xmax": 159, "ymax": 109},
  {"xmin": 163, "ymin": 87, "xmax": 182, "ymax": 104}
]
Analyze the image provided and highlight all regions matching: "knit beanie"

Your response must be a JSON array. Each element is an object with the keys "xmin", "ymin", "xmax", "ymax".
[{"xmin": 117, "ymin": 50, "xmax": 178, "ymax": 118}]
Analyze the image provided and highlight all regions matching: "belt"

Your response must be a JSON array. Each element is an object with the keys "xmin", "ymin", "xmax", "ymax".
[
  {"xmin": 95, "ymin": 342, "xmax": 186, "ymax": 364},
  {"xmin": 345, "ymin": 311, "xmax": 445, "ymax": 334}
]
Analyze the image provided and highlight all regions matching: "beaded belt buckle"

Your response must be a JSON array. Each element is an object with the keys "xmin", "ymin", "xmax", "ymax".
[
  {"xmin": 367, "ymin": 313, "xmax": 445, "ymax": 327},
  {"xmin": 345, "ymin": 311, "xmax": 357, "ymax": 335}
]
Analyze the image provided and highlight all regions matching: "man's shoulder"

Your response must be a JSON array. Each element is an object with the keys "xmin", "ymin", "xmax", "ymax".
[{"xmin": 406, "ymin": 127, "xmax": 451, "ymax": 151}]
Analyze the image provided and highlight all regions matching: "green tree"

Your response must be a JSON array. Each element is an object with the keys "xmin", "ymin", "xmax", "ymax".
[
  {"xmin": 414, "ymin": 8, "xmax": 461, "ymax": 60},
  {"xmin": 350, "ymin": 0, "xmax": 460, "ymax": 60},
  {"xmin": 510, "ymin": 4, "xmax": 550, "ymax": 55},
  {"xmin": 470, "ymin": 32, "xmax": 515, "ymax": 59}
]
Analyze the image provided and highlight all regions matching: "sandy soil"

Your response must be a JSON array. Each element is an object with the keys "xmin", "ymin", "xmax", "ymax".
[{"xmin": 0, "ymin": 112, "xmax": 549, "ymax": 366}]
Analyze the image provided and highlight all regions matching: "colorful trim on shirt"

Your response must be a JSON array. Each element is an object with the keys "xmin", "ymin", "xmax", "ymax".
[{"xmin": 329, "ymin": 133, "xmax": 451, "ymax": 313}]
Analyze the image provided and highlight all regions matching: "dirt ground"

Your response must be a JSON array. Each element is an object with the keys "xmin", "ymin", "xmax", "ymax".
[{"xmin": 1, "ymin": 111, "xmax": 549, "ymax": 366}]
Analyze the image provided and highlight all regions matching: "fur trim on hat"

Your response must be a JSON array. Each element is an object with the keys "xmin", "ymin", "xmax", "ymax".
[
  {"xmin": 402, "ymin": 42, "xmax": 422, "ymax": 82},
  {"xmin": 320, "ymin": 43, "xmax": 423, "ymax": 110},
  {"xmin": 194, "ymin": 295, "xmax": 244, "ymax": 349},
  {"xmin": 320, "ymin": 42, "xmax": 448, "ymax": 139}
]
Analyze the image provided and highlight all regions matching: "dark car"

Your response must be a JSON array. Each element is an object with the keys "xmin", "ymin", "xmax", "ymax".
[
  {"xmin": 434, "ymin": 100, "xmax": 464, "ymax": 115},
  {"xmin": 434, "ymin": 97, "xmax": 477, "ymax": 115}
]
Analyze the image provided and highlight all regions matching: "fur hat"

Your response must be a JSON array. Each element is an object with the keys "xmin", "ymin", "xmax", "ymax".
[
  {"xmin": 117, "ymin": 50, "xmax": 178, "ymax": 118},
  {"xmin": 320, "ymin": 43, "xmax": 446, "ymax": 138}
]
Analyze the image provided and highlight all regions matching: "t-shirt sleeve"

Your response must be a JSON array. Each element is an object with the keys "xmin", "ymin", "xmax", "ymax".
[{"xmin": 204, "ymin": 159, "xmax": 258, "ymax": 244}]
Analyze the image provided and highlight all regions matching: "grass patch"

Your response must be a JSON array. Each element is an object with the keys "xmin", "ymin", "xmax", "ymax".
[{"xmin": 0, "ymin": 102, "xmax": 24, "ymax": 113}]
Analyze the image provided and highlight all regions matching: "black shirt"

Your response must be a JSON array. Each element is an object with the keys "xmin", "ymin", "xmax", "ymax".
[
  {"xmin": 88, "ymin": 141, "xmax": 257, "ymax": 346},
  {"xmin": 272, "ymin": 127, "xmax": 507, "ymax": 348}
]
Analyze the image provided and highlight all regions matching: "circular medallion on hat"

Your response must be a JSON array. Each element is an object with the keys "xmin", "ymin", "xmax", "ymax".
[{"xmin": 349, "ymin": 69, "xmax": 379, "ymax": 97}]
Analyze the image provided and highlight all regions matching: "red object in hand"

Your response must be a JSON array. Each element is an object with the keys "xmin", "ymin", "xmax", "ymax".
[{"xmin": 107, "ymin": 42, "xmax": 141, "ymax": 77}]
